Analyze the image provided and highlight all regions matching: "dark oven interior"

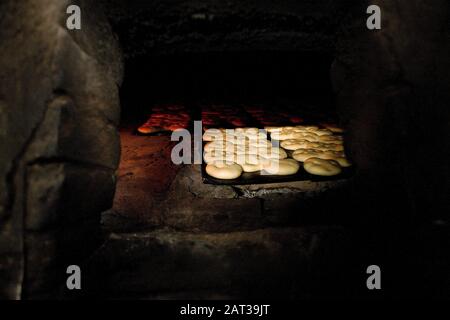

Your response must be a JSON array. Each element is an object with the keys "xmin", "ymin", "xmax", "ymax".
[{"xmin": 115, "ymin": 0, "xmax": 342, "ymax": 127}]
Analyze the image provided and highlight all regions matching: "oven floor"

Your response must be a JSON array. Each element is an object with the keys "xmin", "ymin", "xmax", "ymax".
[{"xmin": 107, "ymin": 126, "xmax": 180, "ymax": 227}]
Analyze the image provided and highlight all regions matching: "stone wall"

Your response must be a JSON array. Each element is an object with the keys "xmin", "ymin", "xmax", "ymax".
[
  {"xmin": 0, "ymin": 0, "xmax": 123, "ymax": 299},
  {"xmin": 332, "ymin": 0, "xmax": 450, "ymax": 225}
]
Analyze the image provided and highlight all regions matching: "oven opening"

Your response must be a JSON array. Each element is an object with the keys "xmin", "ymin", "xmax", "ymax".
[
  {"xmin": 98, "ymin": 0, "xmax": 361, "ymax": 300},
  {"xmin": 106, "ymin": 41, "xmax": 356, "ymax": 298},
  {"xmin": 3, "ymin": 0, "xmax": 448, "ymax": 301},
  {"xmin": 114, "ymin": 49, "xmax": 351, "ymax": 213}
]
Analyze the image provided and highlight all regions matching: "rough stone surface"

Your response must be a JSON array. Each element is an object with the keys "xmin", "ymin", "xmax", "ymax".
[
  {"xmin": 158, "ymin": 165, "xmax": 351, "ymax": 232},
  {"xmin": 74, "ymin": 217, "xmax": 450, "ymax": 299},
  {"xmin": 102, "ymin": 0, "xmax": 351, "ymax": 57},
  {"xmin": 163, "ymin": 196, "xmax": 264, "ymax": 233},
  {"xmin": 25, "ymin": 163, "xmax": 116, "ymax": 230},
  {"xmin": 25, "ymin": 164, "xmax": 65, "ymax": 231},
  {"xmin": 81, "ymin": 227, "xmax": 353, "ymax": 299},
  {"xmin": 24, "ymin": 220, "xmax": 102, "ymax": 299},
  {"xmin": 332, "ymin": 0, "xmax": 450, "ymax": 224},
  {"xmin": 0, "ymin": 0, "xmax": 122, "ymax": 299}
]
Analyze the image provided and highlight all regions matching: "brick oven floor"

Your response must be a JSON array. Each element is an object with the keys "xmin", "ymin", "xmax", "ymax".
[
  {"xmin": 105, "ymin": 126, "xmax": 180, "ymax": 227},
  {"xmin": 82, "ymin": 127, "xmax": 450, "ymax": 299}
]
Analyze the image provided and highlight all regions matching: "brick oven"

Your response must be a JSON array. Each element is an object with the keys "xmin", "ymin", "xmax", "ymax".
[{"xmin": 0, "ymin": 0, "xmax": 449, "ymax": 300}]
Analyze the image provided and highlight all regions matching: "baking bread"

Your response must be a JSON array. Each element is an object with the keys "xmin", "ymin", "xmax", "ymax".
[
  {"xmin": 203, "ymin": 126, "xmax": 348, "ymax": 179},
  {"xmin": 321, "ymin": 123, "xmax": 344, "ymax": 133},
  {"xmin": 280, "ymin": 139, "xmax": 311, "ymax": 150},
  {"xmin": 292, "ymin": 149, "xmax": 323, "ymax": 162},
  {"xmin": 262, "ymin": 158, "xmax": 300, "ymax": 175},
  {"xmin": 334, "ymin": 157, "xmax": 352, "ymax": 168},
  {"xmin": 203, "ymin": 150, "xmax": 236, "ymax": 164},
  {"xmin": 241, "ymin": 163, "xmax": 263, "ymax": 173},
  {"xmin": 206, "ymin": 162, "xmax": 243, "ymax": 179},
  {"xmin": 258, "ymin": 147, "xmax": 288, "ymax": 159},
  {"xmin": 204, "ymin": 141, "xmax": 235, "ymax": 152},
  {"xmin": 203, "ymin": 129, "xmax": 224, "ymax": 141},
  {"xmin": 303, "ymin": 158, "xmax": 342, "ymax": 176}
]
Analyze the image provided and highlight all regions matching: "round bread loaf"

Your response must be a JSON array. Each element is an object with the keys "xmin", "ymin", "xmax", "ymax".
[
  {"xmin": 240, "ymin": 163, "xmax": 263, "ymax": 173},
  {"xmin": 264, "ymin": 126, "xmax": 283, "ymax": 133},
  {"xmin": 203, "ymin": 129, "xmax": 224, "ymax": 141},
  {"xmin": 292, "ymin": 149, "xmax": 322, "ymax": 162},
  {"xmin": 303, "ymin": 158, "xmax": 342, "ymax": 176},
  {"xmin": 262, "ymin": 158, "xmax": 300, "ymax": 175},
  {"xmin": 296, "ymin": 132, "xmax": 321, "ymax": 142},
  {"xmin": 203, "ymin": 151, "xmax": 236, "ymax": 164},
  {"xmin": 314, "ymin": 129, "xmax": 333, "ymax": 136},
  {"xmin": 280, "ymin": 139, "xmax": 310, "ymax": 150},
  {"xmin": 206, "ymin": 162, "xmax": 243, "ymax": 179},
  {"xmin": 258, "ymin": 147, "xmax": 288, "ymax": 159},
  {"xmin": 319, "ymin": 135, "xmax": 343, "ymax": 143},
  {"xmin": 235, "ymin": 153, "xmax": 263, "ymax": 165},
  {"xmin": 304, "ymin": 126, "xmax": 319, "ymax": 132},
  {"xmin": 315, "ymin": 150, "xmax": 345, "ymax": 160},
  {"xmin": 204, "ymin": 141, "xmax": 235, "ymax": 152},
  {"xmin": 334, "ymin": 157, "xmax": 352, "ymax": 168},
  {"xmin": 309, "ymin": 142, "xmax": 344, "ymax": 152}
]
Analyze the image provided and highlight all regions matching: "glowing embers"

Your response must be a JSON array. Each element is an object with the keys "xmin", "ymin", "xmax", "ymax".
[
  {"xmin": 202, "ymin": 104, "xmax": 253, "ymax": 128},
  {"xmin": 200, "ymin": 105, "xmax": 306, "ymax": 130},
  {"xmin": 138, "ymin": 104, "xmax": 191, "ymax": 134},
  {"xmin": 243, "ymin": 106, "xmax": 304, "ymax": 127},
  {"xmin": 137, "ymin": 104, "xmax": 343, "ymax": 136}
]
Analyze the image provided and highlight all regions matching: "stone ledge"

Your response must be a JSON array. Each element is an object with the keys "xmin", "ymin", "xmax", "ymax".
[
  {"xmin": 82, "ymin": 226, "xmax": 350, "ymax": 299},
  {"xmin": 159, "ymin": 165, "xmax": 352, "ymax": 231},
  {"xmin": 163, "ymin": 197, "xmax": 263, "ymax": 233}
]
